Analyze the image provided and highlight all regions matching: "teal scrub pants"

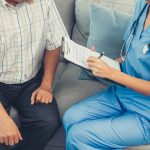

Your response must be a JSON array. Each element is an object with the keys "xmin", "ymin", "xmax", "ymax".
[{"xmin": 63, "ymin": 86, "xmax": 150, "ymax": 150}]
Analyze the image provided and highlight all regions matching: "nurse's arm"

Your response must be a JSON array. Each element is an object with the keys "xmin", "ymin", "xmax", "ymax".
[
  {"xmin": 88, "ymin": 56, "xmax": 150, "ymax": 96},
  {"xmin": 109, "ymin": 69, "xmax": 150, "ymax": 96}
]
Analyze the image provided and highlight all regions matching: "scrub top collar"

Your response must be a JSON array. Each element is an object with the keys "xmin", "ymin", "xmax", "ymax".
[
  {"xmin": 133, "ymin": 4, "xmax": 150, "ymax": 39},
  {"xmin": 139, "ymin": 4, "xmax": 150, "ymax": 39}
]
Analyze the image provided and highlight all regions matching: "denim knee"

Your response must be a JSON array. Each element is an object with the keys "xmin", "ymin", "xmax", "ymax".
[
  {"xmin": 42, "ymin": 116, "xmax": 60, "ymax": 136},
  {"xmin": 0, "ymin": 144, "xmax": 9, "ymax": 150}
]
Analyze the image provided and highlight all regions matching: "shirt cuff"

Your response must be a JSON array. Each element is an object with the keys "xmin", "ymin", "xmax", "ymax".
[{"xmin": 46, "ymin": 37, "xmax": 64, "ymax": 51}]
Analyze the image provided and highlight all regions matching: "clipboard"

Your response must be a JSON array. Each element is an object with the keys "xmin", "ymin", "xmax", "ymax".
[{"xmin": 61, "ymin": 36, "xmax": 121, "ymax": 71}]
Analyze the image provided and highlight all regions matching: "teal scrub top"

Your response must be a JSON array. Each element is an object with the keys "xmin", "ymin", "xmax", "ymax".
[{"xmin": 115, "ymin": 0, "xmax": 150, "ymax": 120}]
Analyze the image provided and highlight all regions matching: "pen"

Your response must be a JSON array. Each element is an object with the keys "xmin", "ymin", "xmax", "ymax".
[{"xmin": 98, "ymin": 52, "xmax": 104, "ymax": 59}]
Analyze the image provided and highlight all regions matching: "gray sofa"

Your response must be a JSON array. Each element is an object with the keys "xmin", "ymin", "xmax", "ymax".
[{"xmin": 10, "ymin": 0, "xmax": 150, "ymax": 149}]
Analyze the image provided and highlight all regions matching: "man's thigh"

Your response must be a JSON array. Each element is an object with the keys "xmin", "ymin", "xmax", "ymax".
[
  {"xmin": 13, "ymin": 77, "xmax": 60, "ymax": 127},
  {"xmin": 68, "ymin": 112, "xmax": 150, "ymax": 149},
  {"xmin": 0, "ymin": 144, "xmax": 10, "ymax": 150},
  {"xmin": 10, "ymin": 78, "xmax": 60, "ymax": 150}
]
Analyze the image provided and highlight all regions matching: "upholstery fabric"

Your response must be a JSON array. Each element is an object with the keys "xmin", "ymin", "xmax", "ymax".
[
  {"xmin": 54, "ymin": 0, "xmax": 76, "ymax": 36},
  {"xmin": 72, "ymin": 0, "xmax": 135, "ymax": 46}
]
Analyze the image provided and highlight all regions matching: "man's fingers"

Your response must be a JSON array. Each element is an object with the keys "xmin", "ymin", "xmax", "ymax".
[
  {"xmin": 17, "ymin": 130, "xmax": 23, "ymax": 141},
  {"xmin": 44, "ymin": 98, "xmax": 49, "ymax": 104},
  {"xmin": 13, "ymin": 135, "xmax": 19, "ymax": 144},
  {"xmin": 32, "ymin": 88, "xmax": 53, "ymax": 104},
  {"xmin": 41, "ymin": 94, "xmax": 52, "ymax": 104},
  {"xmin": 8, "ymin": 135, "xmax": 15, "ymax": 146},
  {"xmin": 0, "ymin": 137, "xmax": 4, "ymax": 144},
  {"xmin": 43, "ymin": 93, "xmax": 53, "ymax": 104},
  {"xmin": 36, "ymin": 93, "xmax": 42, "ymax": 102},
  {"xmin": 31, "ymin": 91, "xmax": 37, "ymax": 105},
  {"xmin": 4, "ymin": 132, "xmax": 21, "ymax": 146},
  {"xmin": 41, "ymin": 95, "xmax": 47, "ymax": 103},
  {"xmin": 4, "ymin": 136, "xmax": 9, "ymax": 145},
  {"xmin": 47, "ymin": 96, "xmax": 53, "ymax": 104}
]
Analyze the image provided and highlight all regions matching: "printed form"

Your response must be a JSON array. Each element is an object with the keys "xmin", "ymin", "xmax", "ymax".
[{"xmin": 62, "ymin": 37, "xmax": 121, "ymax": 71}]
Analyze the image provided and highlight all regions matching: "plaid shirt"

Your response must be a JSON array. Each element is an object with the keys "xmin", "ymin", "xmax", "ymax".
[{"xmin": 0, "ymin": 0, "xmax": 68, "ymax": 84}]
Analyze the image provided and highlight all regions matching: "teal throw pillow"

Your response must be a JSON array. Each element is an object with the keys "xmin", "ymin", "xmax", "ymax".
[{"xmin": 79, "ymin": 4, "xmax": 131, "ymax": 85}]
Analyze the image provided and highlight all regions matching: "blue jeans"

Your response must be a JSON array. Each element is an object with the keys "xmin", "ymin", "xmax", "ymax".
[{"xmin": 0, "ymin": 70, "xmax": 60, "ymax": 150}]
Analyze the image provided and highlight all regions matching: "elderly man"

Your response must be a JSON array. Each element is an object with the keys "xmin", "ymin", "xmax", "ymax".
[{"xmin": 0, "ymin": 0, "xmax": 68, "ymax": 149}]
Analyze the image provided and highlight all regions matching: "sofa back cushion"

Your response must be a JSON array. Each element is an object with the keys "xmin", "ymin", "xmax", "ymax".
[
  {"xmin": 54, "ymin": 0, "xmax": 76, "ymax": 36},
  {"xmin": 72, "ymin": 0, "xmax": 136, "ymax": 46}
]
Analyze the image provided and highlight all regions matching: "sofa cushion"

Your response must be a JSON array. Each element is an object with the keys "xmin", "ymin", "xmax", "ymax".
[
  {"xmin": 54, "ymin": 63, "xmax": 106, "ymax": 117},
  {"xmin": 54, "ymin": 0, "xmax": 76, "ymax": 36},
  {"xmin": 72, "ymin": 0, "xmax": 135, "ymax": 46}
]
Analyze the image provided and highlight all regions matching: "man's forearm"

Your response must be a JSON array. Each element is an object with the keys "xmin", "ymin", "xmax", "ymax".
[{"xmin": 41, "ymin": 48, "xmax": 60, "ymax": 91}]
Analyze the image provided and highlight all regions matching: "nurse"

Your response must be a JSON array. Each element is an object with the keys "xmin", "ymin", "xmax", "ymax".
[{"xmin": 63, "ymin": 0, "xmax": 150, "ymax": 149}]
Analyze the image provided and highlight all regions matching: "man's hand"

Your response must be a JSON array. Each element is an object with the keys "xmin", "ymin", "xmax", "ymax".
[
  {"xmin": 0, "ymin": 117, "xmax": 22, "ymax": 146},
  {"xmin": 31, "ymin": 86, "xmax": 53, "ymax": 105},
  {"xmin": 31, "ymin": 48, "xmax": 60, "ymax": 105}
]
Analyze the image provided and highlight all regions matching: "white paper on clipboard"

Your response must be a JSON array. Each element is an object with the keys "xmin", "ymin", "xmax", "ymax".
[{"xmin": 62, "ymin": 37, "xmax": 121, "ymax": 71}]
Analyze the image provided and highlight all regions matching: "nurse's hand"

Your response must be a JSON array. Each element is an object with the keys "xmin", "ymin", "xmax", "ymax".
[{"xmin": 87, "ymin": 56, "xmax": 114, "ymax": 79}]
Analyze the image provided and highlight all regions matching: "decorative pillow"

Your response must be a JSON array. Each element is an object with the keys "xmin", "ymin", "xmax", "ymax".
[
  {"xmin": 72, "ymin": 0, "xmax": 135, "ymax": 46},
  {"xmin": 88, "ymin": 4, "xmax": 131, "ymax": 59},
  {"xmin": 79, "ymin": 4, "xmax": 131, "ymax": 85}
]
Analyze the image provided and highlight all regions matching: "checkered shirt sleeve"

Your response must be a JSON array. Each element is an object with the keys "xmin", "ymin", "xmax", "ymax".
[{"xmin": 46, "ymin": 0, "xmax": 69, "ymax": 50}]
